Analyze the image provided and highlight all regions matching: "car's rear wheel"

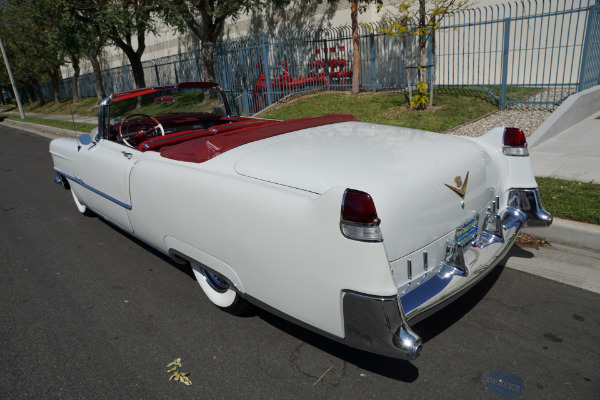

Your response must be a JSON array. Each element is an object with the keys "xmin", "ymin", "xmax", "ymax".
[
  {"xmin": 71, "ymin": 189, "xmax": 94, "ymax": 216},
  {"xmin": 191, "ymin": 262, "xmax": 249, "ymax": 315}
]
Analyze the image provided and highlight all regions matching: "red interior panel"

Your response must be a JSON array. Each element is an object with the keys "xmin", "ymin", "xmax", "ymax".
[{"xmin": 159, "ymin": 114, "xmax": 359, "ymax": 163}]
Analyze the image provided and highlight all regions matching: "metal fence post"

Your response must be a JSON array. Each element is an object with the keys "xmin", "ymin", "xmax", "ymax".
[
  {"xmin": 173, "ymin": 61, "xmax": 179, "ymax": 84},
  {"xmin": 154, "ymin": 61, "xmax": 161, "ymax": 86},
  {"xmin": 500, "ymin": 18, "xmax": 511, "ymax": 110},
  {"xmin": 123, "ymin": 65, "xmax": 131, "ymax": 91},
  {"xmin": 195, "ymin": 55, "xmax": 201, "ymax": 81},
  {"xmin": 238, "ymin": 48, "xmax": 250, "ymax": 114},
  {"xmin": 427, "ymin": 35, "xmax": 433, "ymax": 85},
  {"xmin": 578, "ymin": 5, "xmax": 597, "ymax": 92},
  {"xmin": 324, "ymin": 39, "xmax": 330, "ymax": 90},
  {"xmin": 262, "ymin": 33, "xmax": 273, "ymax": 107},
  {"xmin": 370, "ymin": 33, "xmax": 376, "ymax": 91}
]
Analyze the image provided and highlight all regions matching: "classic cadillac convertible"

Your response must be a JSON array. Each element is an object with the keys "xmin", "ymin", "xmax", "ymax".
[{"xmin": 50, "ymin": 82, "xmax": 552, "ymax": 359}]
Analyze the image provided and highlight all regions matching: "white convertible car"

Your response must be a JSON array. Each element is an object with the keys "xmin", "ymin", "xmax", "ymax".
[{"xmin": 50, "ymin": 82, "xmax": 552, "ymax": 359}]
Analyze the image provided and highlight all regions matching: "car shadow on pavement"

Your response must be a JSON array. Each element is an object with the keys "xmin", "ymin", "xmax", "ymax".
[
  {"xmin": 96, "ymin": 212, "xmax": 502, "ymax": 383},
  {"xmin": 412, "ymin": 263, "xmax": 504, "ymax": 343},
  {"xmin": 98, "ymin": 217, "xmax": 196, "ymax": 279},
  {"xmin": 255, "ymin": 307, "xmax": 420, "ymax": 382},
  {"xmin": 501, "ymin": 245, "xmax": 535, "ymax": 261}
]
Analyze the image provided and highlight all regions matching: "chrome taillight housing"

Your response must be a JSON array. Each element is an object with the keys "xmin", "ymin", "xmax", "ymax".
[
  {"xmin": 503, "ymin": 127, "xmax": 529, "ymax": 156},
  {"xmin": 340, "ymin": 189, "xmax": 383, "ymax": 242}
]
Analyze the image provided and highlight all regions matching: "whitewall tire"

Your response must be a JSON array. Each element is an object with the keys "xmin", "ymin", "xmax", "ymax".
[{"xmin": 191, "ymin": 262, "xmax": 249, "ymax": 315}]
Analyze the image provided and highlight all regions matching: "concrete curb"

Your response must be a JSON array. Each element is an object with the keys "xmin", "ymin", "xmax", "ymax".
[
  {"xmin": 523, "ymin": 218, "xmax": 600, "ymax": 253},
  {"xmin": 2, "ymin": 119, "xmax": 87, "ymax": 139},
  {"xmin": 528, "ymin": 84, "xmax": 600, "ymax": 148}
]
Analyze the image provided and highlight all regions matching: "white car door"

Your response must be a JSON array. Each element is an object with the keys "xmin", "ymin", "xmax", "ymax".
[{"xmin": 80, "ymin": 138, "xmax": 138, "ymax": 233}]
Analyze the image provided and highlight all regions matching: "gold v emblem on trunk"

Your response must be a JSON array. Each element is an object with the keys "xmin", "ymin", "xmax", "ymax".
[{"xmin": 445, "ymin": 172, "xmax": 469, "ymax": 198}]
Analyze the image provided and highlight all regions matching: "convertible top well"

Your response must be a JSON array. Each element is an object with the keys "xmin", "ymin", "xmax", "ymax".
[{"xmin": 159, "ymin": 114, "xmax": 359, "ymax": 163}]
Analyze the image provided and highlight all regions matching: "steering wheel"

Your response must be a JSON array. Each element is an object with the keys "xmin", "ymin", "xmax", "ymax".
[{"xmin": 118, "ymin": 114, "xmax": 164, "ymax": 147}]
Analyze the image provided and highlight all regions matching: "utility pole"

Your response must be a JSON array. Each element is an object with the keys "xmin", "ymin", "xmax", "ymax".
[{"xmin": 0, "ymin": 36, "xmax": 25, "ymax": 119}]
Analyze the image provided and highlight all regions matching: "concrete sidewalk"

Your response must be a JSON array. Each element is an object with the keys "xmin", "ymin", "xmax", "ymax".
[
  {"xmin": 528, "ymin": 84, "xmax": 600, "ymax": 184},
  {"xmin": 530, "ymin": 110, "xmax": 600, "ymax": 183}
]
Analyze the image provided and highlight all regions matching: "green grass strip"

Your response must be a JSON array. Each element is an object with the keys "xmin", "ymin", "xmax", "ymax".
[
  {"xmin": 260, "ymin": 90, "xmax": 498, "ymax": 132},
  {"xmin": 0, "ymin": 114, "xmax": 97, "ymax": 133},
  {"xmin": 537, "ymin": 177, "xmax": 600, "ymax": 225}
]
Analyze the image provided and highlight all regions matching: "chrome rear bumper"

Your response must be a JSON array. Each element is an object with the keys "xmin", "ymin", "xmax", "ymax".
[{"xmin": 342, "ymin": 188, "xmax": 551, "ymax": 359}]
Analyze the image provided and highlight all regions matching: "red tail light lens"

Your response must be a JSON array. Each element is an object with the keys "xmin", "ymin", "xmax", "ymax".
[
  {"xmin": 342, "ymin": 189, "xmax": 379, "ymax": 224},
  {"xmin": 503, "ymin": 127, "xmax": 529, "ymax": 156},
  {"xmin": 503, "ymin": 128, "xmax": 526, "ymax": 146},
  {"xmin": 340, "ymin": 189, "xmax": 382, "ymax": 242}
]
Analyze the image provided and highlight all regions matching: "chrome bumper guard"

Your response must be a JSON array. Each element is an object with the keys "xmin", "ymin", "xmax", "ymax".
[{"xmin": 342, "ymin": 188, "xmax": 551, "ymax": 360}]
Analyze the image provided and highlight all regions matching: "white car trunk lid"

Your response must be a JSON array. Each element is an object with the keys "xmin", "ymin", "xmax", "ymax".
[{"xmin": 234, "ymin": 122, "xmax": 496, "ymax": 261}]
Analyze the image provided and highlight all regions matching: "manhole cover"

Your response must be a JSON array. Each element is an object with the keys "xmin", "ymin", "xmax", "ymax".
[{"xmin": 483, "ymin": 370, "xmax": 525, "ymax": 398}]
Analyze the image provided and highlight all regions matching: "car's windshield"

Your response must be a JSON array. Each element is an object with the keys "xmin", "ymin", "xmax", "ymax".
[
  {"xmin": 109, "ymin": 86, "xmax": 227, "ymax": 123},
  {"xmin": 99, "ymin": 84, "xmax": 239, "ymax": 146}
]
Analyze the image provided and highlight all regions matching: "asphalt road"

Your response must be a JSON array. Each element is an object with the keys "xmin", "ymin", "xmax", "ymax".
[{"xmin": 1, "ymin": 124, "xmax": 598, "ymax": 399}]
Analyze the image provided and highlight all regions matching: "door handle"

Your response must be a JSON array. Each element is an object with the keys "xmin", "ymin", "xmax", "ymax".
[{"xmin": 121, "ymin": 151, "xmax": 133, "ymax": 159}]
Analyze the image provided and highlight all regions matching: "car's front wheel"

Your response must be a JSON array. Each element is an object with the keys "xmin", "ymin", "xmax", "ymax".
[{"xmin": 191, "ymin": 263, "xmax": 249, "ymax": 315}]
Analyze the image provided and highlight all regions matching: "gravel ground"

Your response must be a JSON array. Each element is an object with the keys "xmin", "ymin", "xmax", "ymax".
[
  {"xmin": 446, "ymin": 87, "xmax": 575, "ymax": 137},
  {"xmin": 445, "ymin": 109, "xmax": 552, "ymax": 137}
]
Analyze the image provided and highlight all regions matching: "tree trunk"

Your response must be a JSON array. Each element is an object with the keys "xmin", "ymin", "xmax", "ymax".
[
  {"xmin": 200, "ymin": 40, "xmax": 215, "ymax": 82},
  {"xmin": 71, "ymin": 55, "xmax": 80, "ymax": 103},
  {"xmin": 418, "ymin": 0, "xmax": 427, "ymax": 83},
  {"xmin": 87, "ymin": 52, "xmax": 107, "ymax": 102},
  {"xmin": 111, "ymin": 33, "xmax": 147, "ymax": 89},
  {"xmin": 26, "ymin": 86, "xmax": 35, "ymax": 104},
  {"xmin": 31, "ymin": 79, "xmax": 44, "ymax": 107},
  {"xmin": 403, "ymin": 35, "xmax": 413, "ymax": 104},
  {"xmin": 351, "ymin": 0, "xmax": 360, "ymax": 95},
  {"xmin": 128, "ymin": 54, "xmax": 146, "ymax": 89},
  {"xmin": 49, "ymin": 67, "xmax": 62, "ymax": 105}
]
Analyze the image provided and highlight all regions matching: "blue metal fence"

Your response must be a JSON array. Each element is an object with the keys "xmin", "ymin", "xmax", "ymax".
[
  {"xmin": 36, "ymin": 0, "xmax": 598, "ymax": 114},
  {"xmin": 38, "ymin": 53, "xmax": 203, "ymax": 102},
  {"xmin": 213, "ymin": 0, "xmax": 598, "ymax": 113},
  {"xmin": 435, "ymin": 0, "xmax": 598, "ymax": 109},
  {"xmin": 579, "ymin": 1, "xmax": 600, "ymax": 90}
]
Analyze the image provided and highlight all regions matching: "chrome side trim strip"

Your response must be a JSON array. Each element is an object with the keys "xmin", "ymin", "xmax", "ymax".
[{"xmin": 53, "ymin": 168, "xmax": 132, "ymax": 210}]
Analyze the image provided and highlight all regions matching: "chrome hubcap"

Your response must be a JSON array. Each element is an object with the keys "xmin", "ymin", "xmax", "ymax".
[{"xmin": 202, "ymin": 269, "xmax": 230, "ymax": 293}]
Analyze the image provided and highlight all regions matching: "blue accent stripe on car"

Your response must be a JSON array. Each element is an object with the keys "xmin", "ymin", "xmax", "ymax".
[{"xmin": 53, "ymin": 168, "xmax": 132, "ymax": 210}]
